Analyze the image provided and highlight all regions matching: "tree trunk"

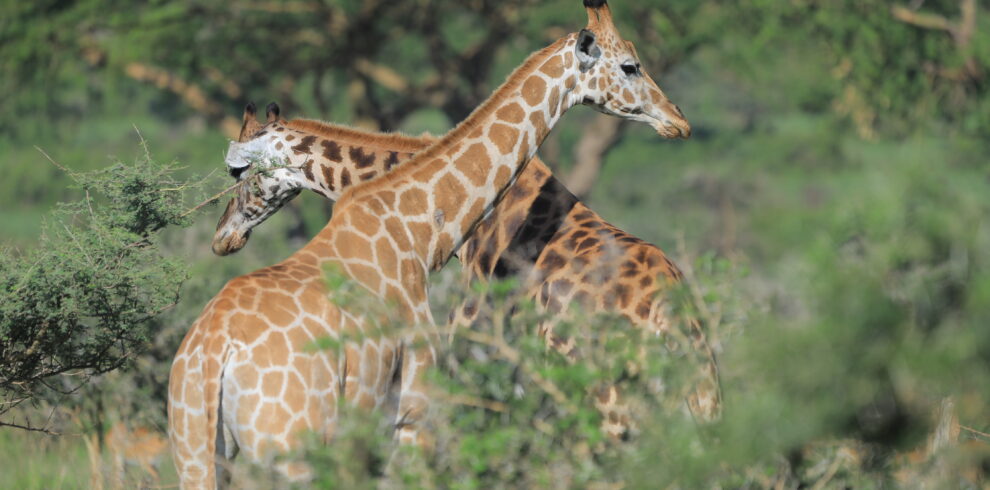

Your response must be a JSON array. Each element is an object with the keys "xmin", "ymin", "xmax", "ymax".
[{"xmin": 563, "ymin": 116, "xmax": 625, "ymax": 199}]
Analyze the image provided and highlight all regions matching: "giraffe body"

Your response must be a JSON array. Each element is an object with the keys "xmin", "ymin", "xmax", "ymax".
[
  {"xmin": 210, "ymin": 117, "xmax": 719, "ymax": 438},
  {"xmin": 169, "ymin": 251, "xmax": 412, "ymax": 485},
  {"xmin": 453, "ymin": 159, "xmax": 722, "ymax": 430},
  {"xmin": 171, "ymin": 2, "xmax": 693, "ymax": 486}
]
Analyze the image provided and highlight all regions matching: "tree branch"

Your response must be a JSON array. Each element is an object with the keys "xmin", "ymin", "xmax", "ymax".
[{"xmin": 890, "ymin": 5, "xmax": 953, "ymax": 33}]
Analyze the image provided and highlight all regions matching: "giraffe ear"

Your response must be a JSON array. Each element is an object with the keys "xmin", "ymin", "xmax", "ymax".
[
  {"xmin": 576, "ymin": 29, "xmax": 601, "ymax": 71},
  {"xmin": 266, "ymin": 102, "xmax": 281, "ymax": 122}
]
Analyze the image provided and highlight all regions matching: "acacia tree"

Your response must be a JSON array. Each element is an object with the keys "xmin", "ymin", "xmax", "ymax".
[{"xmin": 0, "ymin": 145, "xmax": 203, "ymax": 431}]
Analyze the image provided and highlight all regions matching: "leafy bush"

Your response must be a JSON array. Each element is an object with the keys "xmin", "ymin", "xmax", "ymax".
[{"xmin": 0, "ymin": 142, "xmax": 201, "ymax": 419}]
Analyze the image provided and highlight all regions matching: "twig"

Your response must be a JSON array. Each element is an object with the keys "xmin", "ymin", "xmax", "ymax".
[
  {"xmin": 809, "ymin": 453, "xmax": 844, "ymax": 490},
  {"xmin": 133, "ymin": 124, "xmax": 147, "ymax": 153},
  {"xmin": 0, "ymin": 397, "xmax": 30, "ymax": 407},
  {"xmin": 960, "ymin": 425, "xmax": 990, "ymax": 441},
  {"xmin": 35, "ymin": 146, "xmax": 77, "ymax": 180},
  {"xmin": 178, "ymin": 180, "xmax": 245, "ymax": 219},
  {"xmin": 440, "ymin": 393, "xmax": 507, "ymax": 413},
  {"xmin": 891, "ymin": 5, "xmax": 953, "ymax": 32},
  {"xmin": 0, "ymin": 419, "xmax": 59, "ymax": 435},
  {"xmin": 355, "ymin": 58, "xmax": 409, "ymax": 92}
]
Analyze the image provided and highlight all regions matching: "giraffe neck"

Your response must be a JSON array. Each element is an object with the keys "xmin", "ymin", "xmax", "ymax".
[
  {"xmin": 271, "ymin": 125, "xmax": 572, "ymax": 285},
  {"xmin": 253, "ymin": 120, "xmax": 431, "ymax": 201},
  {"xmin": 336, "ymin": 34, "xmax": 582, "ymax": 272},
  {"xmin": 457, "ymin": 158, "xmax": 578, "ymax": 280}
]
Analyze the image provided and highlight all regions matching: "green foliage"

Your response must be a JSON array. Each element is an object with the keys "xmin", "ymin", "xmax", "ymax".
[
  {"xmin": 298, "ymin": 286, "xmax": 698, "ymax": 488},
  {"xmin": 0, "ymin": 143, "xmax": 201, "ymax": 413},
  {"xmin": 726, "ymin": 0, "xmax": 990, "ymax": 137},
  {"xmin": 1, "ymin": 1, "xmax": 989, "ymax": 487}
]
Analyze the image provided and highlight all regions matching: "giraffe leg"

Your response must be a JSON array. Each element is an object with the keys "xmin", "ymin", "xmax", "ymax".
[
  {"xmin": 394, "ymin": 335, "xmax": 437, "ymax": 450},
  {"xmin": 169, "ymin": 356, "xmax": 210, "ymax": 488},
  {"xmin": 594, "ymin": 384, "xmax": 636, "ymax": 440},
  {"xmin": 169, "ymin": 335, "xmax": 231, "ymax": 490},
  {"xmin": 670, "ymin": 317, "xmax": 722, "ymax": 423},
  {"xmin": 214, "ymin": 396, "xmax": 237, "ymax": 488},
  {"xmin": 536, "ymin": 317, "xmax": 638, "ymax": 439}
]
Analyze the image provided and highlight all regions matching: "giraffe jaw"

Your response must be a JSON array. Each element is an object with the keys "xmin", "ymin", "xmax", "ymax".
[
  {"xmin": 628, "ymin": 108, "xmax": 690, "ymax": 139},
  {"xmin": 590, "ymin": 104, "xmax": 691, "ymax": 139}
]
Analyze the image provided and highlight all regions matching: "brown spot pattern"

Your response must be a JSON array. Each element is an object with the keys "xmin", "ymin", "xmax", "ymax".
[
  {"xmin": 493, "ymin": 166, "xmax": 512, "ymax": 189},
  {"xmin": 548, "ymin": 87, "xmax": 561, "ymax": 118},
  {"xmin": 321, "ymin": 164, "xmax": 335, "ymax": 191},
  {"xmin": 399, "ymin": 188, "xmax": 428, "ymax": 215},
  {"xmin": 488, "ymin": 123, "xmax": 519, "ymax": 155},
  {"xmin": 495, "ymin": 103, "xmax": 526, "ymax": 124},
  {"xmin": 521, "ymin": 76, "xmax": 547, "ymax": 107},
  {"xmin": 539, "ymin": 55, "xmax": 564, "ymax": 78},
  {"xmin": 303, "ymin": 159, "xmax": 315, "ymax": 181},
  {"xmin": 529, "ymin": 111, "xmax": 548, "ymax": 139},
  {"xmin": 435, "ymin": 173, "xmax": 466, "ymax": 222},
  {"xmin": 321, "ymin": 140, "xmax": 342, "ymax": 162},
  {"xmin": 463, "ymin": 198, "xmax": 486, "ymax": 235},
  {"xmin": 384, "ymin": 217, "xmax": 412, "ymax": 251},
  {"xmin": 385, "ymin": 151, "xmax": 401, "ymax": 170},
  {"xmin": 291, "ymin": 135, "xmax": 316, "ymax": 155},
  {"xmin": 454, "ymin": 143, "xmax": 491, "ymax": 187},
  {"xmin": 349, "ymin": 146, "xmax": 377, "ymax": 168}
]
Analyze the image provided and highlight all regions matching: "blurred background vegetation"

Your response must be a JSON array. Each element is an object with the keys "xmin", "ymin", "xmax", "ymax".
[{"xmin": 1, "ymin": 0, "xmax": 988, "ymax": 487}]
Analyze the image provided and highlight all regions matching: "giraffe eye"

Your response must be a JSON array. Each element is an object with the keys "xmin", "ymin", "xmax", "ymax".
[{"xmin": 621, "ymin": 63, "xmax": 639, "ymax": 76}]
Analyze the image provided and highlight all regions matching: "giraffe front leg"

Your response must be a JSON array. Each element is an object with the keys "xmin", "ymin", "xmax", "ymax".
[
  {"xmin": 394, "ymin": 335, "xmax": 437, "ymax": 450},
  {"xmin": 594, "ymin": 384, "xmax": 636, "ymax": 441},
  {"xmin": 536, "ymin": 317, "xmax": 638, "ymax": 441}
]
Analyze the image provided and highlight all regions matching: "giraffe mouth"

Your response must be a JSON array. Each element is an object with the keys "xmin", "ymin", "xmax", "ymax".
[{"xmin": 212, "ymin": 229, "xmax": 251, "ymax": 256}]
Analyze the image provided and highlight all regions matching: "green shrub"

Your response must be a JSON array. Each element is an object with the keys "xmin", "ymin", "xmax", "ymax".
[{"xmin": 0, "ymin": 142, "xmax": 203, "ymax": 417}]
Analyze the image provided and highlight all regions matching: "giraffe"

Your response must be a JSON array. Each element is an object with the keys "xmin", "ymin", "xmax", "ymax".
[
  {"xmin": 169, "ymin": 0, "xmax": 690, "ymax": 486},
  {"xmin": 212, "ymin": 106, "xmax": 720, "ymax": 437}
]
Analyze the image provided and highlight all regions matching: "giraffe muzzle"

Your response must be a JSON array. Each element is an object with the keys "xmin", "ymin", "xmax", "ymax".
[
  {"xmin": 212, "ymin": 229, "xmax": 250, "ymax": 256},
  {"xmin": 660, "ymin": 118, "xmax": 691, "ymax": 139}
]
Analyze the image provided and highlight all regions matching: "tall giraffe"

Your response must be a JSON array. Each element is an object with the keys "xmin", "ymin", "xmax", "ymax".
[
  {"xmin": 213, "ymin": 106, "xmax": 720, "ymax": 436},
  {"xmin": 169, "ymin": 0, "xmax": 690, "ymax": 486}
]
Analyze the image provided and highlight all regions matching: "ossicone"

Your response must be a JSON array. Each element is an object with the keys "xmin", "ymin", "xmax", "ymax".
[
  {"xmin": 266, "ymin": 102, "xmax": 280, "ymax": 121},
  {"xmin": 238, "ymin": 101, "xmax": 263, "ymax": 141},
  {"xmin": 583, "ymin": 0, "xmax": 607, "ymax": 8}
]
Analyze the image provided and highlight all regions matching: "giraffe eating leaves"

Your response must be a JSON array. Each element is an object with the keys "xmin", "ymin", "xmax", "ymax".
[{"xmin": 169, "ymin": 1, "xmax": 699, "ymax": 487}]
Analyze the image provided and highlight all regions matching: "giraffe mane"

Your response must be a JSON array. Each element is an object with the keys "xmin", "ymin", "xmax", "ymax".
[
  {"xmin": 339, "ymin": 34, "xmax": 574, "ymax": 201},
  {"xmin": 284, "ymin": 119, "xmax": 433, "ymax": 153}
]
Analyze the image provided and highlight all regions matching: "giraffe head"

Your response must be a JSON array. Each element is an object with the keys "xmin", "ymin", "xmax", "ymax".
[
  {"xmin": 212, "ymin": 102, "xmax": 305, "ymax": 255},
  {"xmin": 570, "ymin": 0, "xmax": 690, "ymax": 139}
]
